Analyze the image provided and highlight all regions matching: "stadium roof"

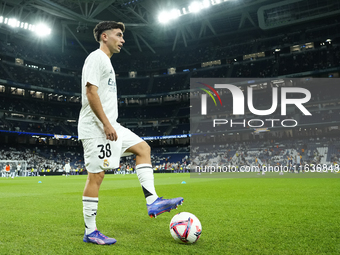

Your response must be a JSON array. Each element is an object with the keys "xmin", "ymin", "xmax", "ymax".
[{"xmin": 0, "ymin": 0, "xmax": 339, "ymax": 55}]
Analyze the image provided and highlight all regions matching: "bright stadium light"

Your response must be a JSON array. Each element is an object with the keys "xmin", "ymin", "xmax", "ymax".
[
  {"xmin": 0, "ymin": 15, "xmax": 51, "ymax": 36},
  {"xmin": 158, "ymin": 0, "xmax": 230, "ymax": 23},
  {"xmin": 158, "ymin": 11, "xmax": 171, "ymax": 24},
  {"xmin": 35, "ymin": 23, "xmax": 51, "ymax": 36},
  {"xmin": 170, "ymin": 9, "xmax": 181, "ymax": 19},
  {"xmin": 189, "ymin": 2, "xmax": 202, "ymax": 13},
  {"xmin": 158, "ymin": 9, "xmax": 181, "ymax": 24},
  {"xmin": 8, "ymin": 18, "xmax": 18, "ymax": 27},
  {"xmin": 202, "ymin": 0, "xmax": 211, "ymax": 8}
]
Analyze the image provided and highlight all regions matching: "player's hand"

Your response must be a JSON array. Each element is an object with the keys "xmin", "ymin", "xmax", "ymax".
[{"xmin": 104, "ymin": 123, "xmax": 118, "ymax": 141}]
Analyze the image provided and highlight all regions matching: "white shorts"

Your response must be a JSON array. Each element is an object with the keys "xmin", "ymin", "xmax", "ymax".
[{"xmin": 81, "ymin": 125, "xmax": 143, "ymax": 173}]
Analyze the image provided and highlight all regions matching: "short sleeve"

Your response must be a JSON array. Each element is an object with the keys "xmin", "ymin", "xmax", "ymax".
[{"xmin": 83, "ymin": 52, "xmax": 102, "ymax": 87}]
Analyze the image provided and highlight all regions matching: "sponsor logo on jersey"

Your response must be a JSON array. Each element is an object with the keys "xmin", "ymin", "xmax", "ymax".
[
  {"xmin": 108, "ymin": 78, "xmax": 114, "ymax": 86},
  {"xmin": 108, "ymin": 78, "xmax": 116, "ymax": 92}
]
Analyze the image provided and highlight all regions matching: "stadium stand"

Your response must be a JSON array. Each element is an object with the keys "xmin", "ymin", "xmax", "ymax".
[{"xmin": 0, "ymin": 4, "xmax": 340, "ymax": 175}]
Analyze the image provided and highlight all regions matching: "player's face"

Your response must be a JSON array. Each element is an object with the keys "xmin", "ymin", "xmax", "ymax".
[{"xmin": 106, "ymin": 28, "xmax": 125, "ymax": 54}]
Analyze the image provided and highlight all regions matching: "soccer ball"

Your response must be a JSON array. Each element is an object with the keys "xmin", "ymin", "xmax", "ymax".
[{"xmin": 169, "ymin": 212, "xmax": 202, "ymax": 244}]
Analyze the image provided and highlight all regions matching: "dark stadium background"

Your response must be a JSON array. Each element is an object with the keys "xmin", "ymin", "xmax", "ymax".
[{"xmin": 0, "ymin": 0, "xmax": 339, "ymax": 174}]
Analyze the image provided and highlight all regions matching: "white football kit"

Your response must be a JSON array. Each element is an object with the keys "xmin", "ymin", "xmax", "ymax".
[
  {"xmin": 78, "ymin": 49, "xmax": 142, "ymax": 173},
  {"xmin": 65, "ymin": 163, "xmax": 71, "ymax": 173}
]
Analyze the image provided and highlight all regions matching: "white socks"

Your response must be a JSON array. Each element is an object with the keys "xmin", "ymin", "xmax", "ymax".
[
  {"xmin": 136, "ymin": 164, "xmax": 158, "ymax": 205},
  {"xmin": 82, "ymin": 164, "xmax": 157, "ymax": 235},
  {"xmin": 83, "ymin": 196, "xmax": 98, "ymax": 235}
]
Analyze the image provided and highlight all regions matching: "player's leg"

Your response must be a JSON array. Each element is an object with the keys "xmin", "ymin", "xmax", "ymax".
[
  {"xmin": 125, "ymin": 141, "xmax": 158, "ymax": 203},
  {"xmin": 125, "ymin": 139, "xmax": 184, "ymax": 218},
  {"xmin": 83, "ymin": 171, "xmax": 104, "ymax": 234},
  {"xmin": 81, "ymin": 138, "xmax": 116, "ymax": 245}
]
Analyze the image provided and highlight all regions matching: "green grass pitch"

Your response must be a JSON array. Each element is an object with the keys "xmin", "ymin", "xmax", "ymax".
[{"xmin": 0, "ymin": 173, "xmax": 339, "ymax": 254}]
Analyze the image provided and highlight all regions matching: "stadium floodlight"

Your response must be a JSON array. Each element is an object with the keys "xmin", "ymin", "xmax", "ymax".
[
  {"xmin": 158, "ymin": 11, "xmax": 170, "ymax": 24},
  {"xmin": 170, "ymin": 9, "xmax": 181, "ymax": 19},
  {"xmin": 202, "ymin": 0, "xmax": 211, "ymax": 8},
  {"xmin": 212, "ymin": 0, "xmax": 221, "ymax": 4},
  {"xmin": 158, "ymin": 0, "xmax": 230, "ymax": 22},
  {"xmin": 158, "ymin": 9, "xmax": 181, "ymax": 24},
  {"xmin": 8, "ymin": 18, "xmax": 18, "ymax": 27},
  {"xmin": 189, "ymin": 2, "xmax": 202, "ymax": 13},
  {"xmin": 35, "ymin": 23, "xmax": 51, "ymax": 36},
  {"xmin": 0, "ymin": 15, "xmax": 52, "ymax": 36}
]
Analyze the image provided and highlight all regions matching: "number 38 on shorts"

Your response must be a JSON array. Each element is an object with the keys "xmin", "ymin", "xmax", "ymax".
[
  {"xmin": 81, "ymin": 126, "xmax": 144, "ymax": 173},
  {"xmin": 82, "ymin": 138, "xmax": 121, "ymax": 173},
  {"xmin": 97, "ymin": 143, "xmax": 112, "ymax": 159}
]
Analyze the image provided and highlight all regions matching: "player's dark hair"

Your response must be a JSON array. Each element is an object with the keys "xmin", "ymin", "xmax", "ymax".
[{"xmin": 93, "ymin": 21, "xmax": 125, "ymax": 42}]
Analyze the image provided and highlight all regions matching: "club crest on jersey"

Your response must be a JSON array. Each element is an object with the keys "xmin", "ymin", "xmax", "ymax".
[{"xmin": 103, "ymin": 159, "xmax": 109, "ymax": 167}]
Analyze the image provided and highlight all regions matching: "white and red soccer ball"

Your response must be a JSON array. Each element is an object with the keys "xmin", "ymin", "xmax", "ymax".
[{"xmin": 169, "ymin": 212, "xmax": 202, "ymax": 244}]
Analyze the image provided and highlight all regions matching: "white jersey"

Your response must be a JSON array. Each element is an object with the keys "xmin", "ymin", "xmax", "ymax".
[
  {"xmin": 78, "ymin": 49, "xmax": 119, "ymax": 139},
  {"xmin": 65, "ymin": 163, "xmax": 71, "ymax": 173}
]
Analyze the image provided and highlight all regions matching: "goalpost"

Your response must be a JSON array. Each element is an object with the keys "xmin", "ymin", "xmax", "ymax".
[{"xmin": 0, "ymin": 160, "xmax": 28, "ymax": 177}]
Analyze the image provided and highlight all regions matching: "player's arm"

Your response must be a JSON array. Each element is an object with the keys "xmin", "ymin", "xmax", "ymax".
[{"xmin": 86, "ymin": 82, "xmax": 117, "ymax": 141}]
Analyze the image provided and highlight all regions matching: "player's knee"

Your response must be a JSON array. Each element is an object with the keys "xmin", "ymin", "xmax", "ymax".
[
  {"xmin": 144, "ymin": 142, "xmax": 151, "ymax": 153},
  {"xmin": 138, "ymin": 141, "xmax": 151, "ymax": 156},
  {"xmin": 128, "ymin": 141, "xmax": 151, "ymax": 157},
  {"xmin": 139, "ymin": 142, "xmax": 151, "ymax": 156},
  {"xmin": 88, "ymin": 171, "xmax": 104, "ymax": 186}
]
